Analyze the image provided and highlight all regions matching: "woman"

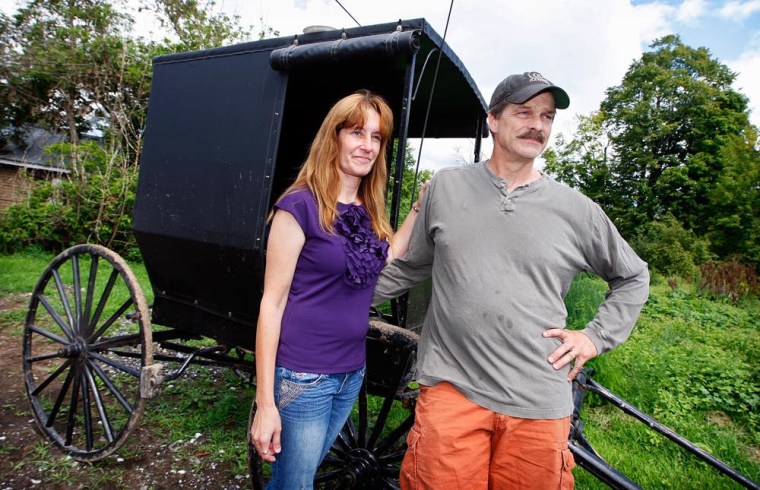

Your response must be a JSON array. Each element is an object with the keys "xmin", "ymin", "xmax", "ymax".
[{"xmin": 250, "ymin": 90, "xmax": 422, "ymax": 489}]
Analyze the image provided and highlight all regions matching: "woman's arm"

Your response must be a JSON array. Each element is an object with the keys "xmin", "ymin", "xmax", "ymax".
[
  {"xmin": 387, "ymin": 181, "xmax": 429, "ymax": 262},
  {"xmin": 250, "ymin": 209, "xmax": 305, "ymax": 462}
]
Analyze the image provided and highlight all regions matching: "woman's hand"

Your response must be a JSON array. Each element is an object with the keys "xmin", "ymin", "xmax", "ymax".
[
  {"xmin": 410, "ymin": 180, "xmax": 429, "ymax": 214},
  {"xmin": 251, "ymin": 404, "xmax": 282, "ymax": 462},
  {"xmin": 388, "ymin": 180, "xmax": 431, "ymax": 262}
]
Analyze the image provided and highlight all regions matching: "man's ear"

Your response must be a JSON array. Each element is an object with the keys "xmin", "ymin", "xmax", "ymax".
[{"xmin": 487, "ymin": 112, "xmax": 499, "ymax": 134}]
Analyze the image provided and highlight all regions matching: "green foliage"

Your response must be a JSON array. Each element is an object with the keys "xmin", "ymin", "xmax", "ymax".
[
  {"xmin": 699, "ymin": 259, "xmax": 759, "ymax": 302},
  {"xmin": 565, "ymin": 278, "xmax": 760, "ymax": 486},
  {"xmin": 546, "ymin": 34, "xmax": 759, "ymax": 268},
  {"xmin": 630, "ymin": 214, "xmax": 712, "ymax": 277},
  {"xmin": 608, "ymin": 285, "xmax": 760, "ymax": 442},
  {"xmin": 0, "ymin": 0, "xmax": 150, "ymax": 258},
  {"xmin": 387, "ymin": 141, "xmax": 433, "ymax": 226},
  {"xmin": 144, "ymin": 0, "xmax": 256, "ymax": 53},
  {"xmin": 0, "ymin": 141, "xmax": 139, "ymax": 259},
  {"xmin": 563, "ymin": 272, "xmax": 608, "ymax": 330},
  {"xmin": 707, "ymin": 130, "xmax": 760, "ymax": 267}
]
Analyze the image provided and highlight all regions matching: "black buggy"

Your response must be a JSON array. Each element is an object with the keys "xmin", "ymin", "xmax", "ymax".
[{"xmin": 21, "ymin": 18, "xmax": 759, "ymax": 489}]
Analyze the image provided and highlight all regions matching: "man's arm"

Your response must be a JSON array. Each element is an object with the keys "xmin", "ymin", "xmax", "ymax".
[
  {"xmin": 372, "ymin": 177, "xmax": 437, "ymax": 305},
  {"xmin": 544, "ymin": 203, "xmax": 650, "ymax": 380},
  {"xmin": 580, "ymin": 204, "xmax": 650, "ymax": 355},
  {"xmin": 580, "ymin": 265, "xmax": 650, "ymax": 354},
  {"xmin": 544, "ymin": 264, "xmax": 649, "ymax": 380}
]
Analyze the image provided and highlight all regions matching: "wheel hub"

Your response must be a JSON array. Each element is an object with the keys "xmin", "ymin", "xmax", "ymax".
[
  {"xmin": 59, "ymin": 337, "xmax": 88, "ymax": 358},
  {"xmin": 342, "ymin": 447, "xmax": 380, "ymax": 486}
]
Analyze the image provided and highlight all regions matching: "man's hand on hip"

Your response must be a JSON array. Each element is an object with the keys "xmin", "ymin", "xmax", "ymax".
[{"xmin": 543, "ymin": 329, "xmax": 598, "ymax": 381}]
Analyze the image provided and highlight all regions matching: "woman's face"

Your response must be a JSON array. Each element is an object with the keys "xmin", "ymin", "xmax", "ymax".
[{"xmin": 337, "ymin": 109, "xmax": 382, "ymax": 181}]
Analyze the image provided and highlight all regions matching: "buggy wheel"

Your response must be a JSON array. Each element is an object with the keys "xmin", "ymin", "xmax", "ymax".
[
  {"xmin": 248, "ymin": 321, "xmax": 419, "ymax": 489},
  {"xmin": 22, "ymin": 244, "xmax": 153, "ymax": 461}
]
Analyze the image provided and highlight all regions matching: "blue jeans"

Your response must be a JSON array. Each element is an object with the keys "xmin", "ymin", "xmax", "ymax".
[{"xmin": 267, "ymin": 365, "xmax": 365, "ymax": 490}]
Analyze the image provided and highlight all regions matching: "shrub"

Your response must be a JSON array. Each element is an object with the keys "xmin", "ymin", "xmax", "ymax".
[
  {"xmin": 0, "ymin": 141, "xmax": 139, "ymax": 259},
  {"xmin": 631, "ymin": 215, "xmax": 712, "ymax": 278}
]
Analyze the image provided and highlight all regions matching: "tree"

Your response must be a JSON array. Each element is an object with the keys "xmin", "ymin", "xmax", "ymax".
[
  {"xmin": 546, "ymin": 35, "xmax": 759, "ymax": 266},
  {"xmin": 0, "ymin": 0, "xmax": 152, "ymax": 257},
  {"xmin": 601, "ymin": 35, "xmax": 753, "ymax": 236},
  {"xmin": 0, "ymin": 0, "xmax": 269, "ymax": 256},
  {"xmin": 143, "ymin": 0, "xmax": 256, "ymax": 53},
  {"xmin": 0, "ymin": 0, "xmax": 149, "ymax": 147},
  {"xmin": 706, "ymin": 129, "xmax": 760, "ymax": 265},
  {"xmin": 543, "ymin": 112, "xmax": 616, "ymax": 212},
  {"xmin": 387, "ymin": 141, "xmax": 433, "ymax": 227},
  {"xmin": 0, "ymin": 0, "xmax": 260, "ymax": 148}
]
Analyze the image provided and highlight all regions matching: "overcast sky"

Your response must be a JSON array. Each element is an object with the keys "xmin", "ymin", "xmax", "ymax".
[
  {"xmin": 228, "ymin": 0, "xmax": 760, "ymax": 170},
  {"xmin": 2, "ymin": 0, "xmax": 758, "ymax": 171}
]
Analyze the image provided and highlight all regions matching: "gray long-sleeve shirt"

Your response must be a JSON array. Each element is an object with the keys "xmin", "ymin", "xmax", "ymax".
[{"xmin": 373, "ymin": 162, "xmax": 649, "ymax": 419}]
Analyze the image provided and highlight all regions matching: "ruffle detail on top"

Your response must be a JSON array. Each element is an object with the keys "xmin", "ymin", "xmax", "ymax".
[{"xmin": 334, "ymin": 204, "xmax": 389, "ymax": 289}]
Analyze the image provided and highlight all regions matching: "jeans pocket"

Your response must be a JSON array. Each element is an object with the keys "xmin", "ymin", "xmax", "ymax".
[{"xmin": 277, "ymin": 368, "xmax": 324, "ymax": 410}]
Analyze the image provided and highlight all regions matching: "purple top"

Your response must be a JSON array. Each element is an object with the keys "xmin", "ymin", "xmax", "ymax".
[{"xmin": 274, "ymin": 190, "xmax": 389, "ymax": 373}]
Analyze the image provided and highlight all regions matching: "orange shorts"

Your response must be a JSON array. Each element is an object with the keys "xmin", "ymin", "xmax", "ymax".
[{"xmin": 401, "ymin": 382, "xmax": 575, "ymax": 490}]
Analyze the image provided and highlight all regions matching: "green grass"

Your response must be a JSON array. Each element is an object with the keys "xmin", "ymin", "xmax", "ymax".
[
  {"xmin": 0, "ymin": 248, "xmax": 55, "ymax": 333},
  {"xmin": 0, "ymin": 247, "xmax": 56, "ymax": 294},
  {"xmin": 147, "ymin": 368, "xmax": 255, "ymax": 475},
  {"xmin": 568, "ymin": 274, "xmax": 760, "ymax": 489},
  {"xmin": 0, "ymin": 246, "xmax": 152, "ymax": 301}
]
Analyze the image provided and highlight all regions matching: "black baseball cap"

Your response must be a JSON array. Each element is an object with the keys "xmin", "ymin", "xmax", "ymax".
[{"xmin": 488, "ymin": 71, "xmax": 570, "ymax": 111}]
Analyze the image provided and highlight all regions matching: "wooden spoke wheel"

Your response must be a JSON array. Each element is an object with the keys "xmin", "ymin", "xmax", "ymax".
[
  {"xmin": 22, "ymin": 244, "xmax": 153, "ymax": 461},
  {"xmin": 249, "ymin": 321, "xmax": 419, "ymax": 489}
]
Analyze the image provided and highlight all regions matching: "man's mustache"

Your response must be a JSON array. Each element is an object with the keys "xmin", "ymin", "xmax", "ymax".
[{"xmin": 518, "ymin": 130, "xmax": 545, "ymax": 143}]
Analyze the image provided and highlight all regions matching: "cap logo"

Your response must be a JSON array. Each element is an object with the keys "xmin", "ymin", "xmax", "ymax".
[{"xmin": 527, "ymin": 72, "xmax": 551, "ymax": 85}]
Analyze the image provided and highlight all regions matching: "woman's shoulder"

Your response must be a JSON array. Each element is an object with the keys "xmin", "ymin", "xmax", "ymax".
[{"xmin": 277, "ymin": 187, "xmax": 316, "ymax": 208}]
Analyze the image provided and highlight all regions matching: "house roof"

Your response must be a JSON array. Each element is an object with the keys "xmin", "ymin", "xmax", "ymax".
[{"xmin": 0, "ymin": 127, "xmax": 70, "ymax": 174}]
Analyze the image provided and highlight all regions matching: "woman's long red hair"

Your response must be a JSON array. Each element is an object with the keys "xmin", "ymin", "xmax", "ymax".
[{"xmin": 280, "ymin": 90, "xmax": 394, "ymax": 241}]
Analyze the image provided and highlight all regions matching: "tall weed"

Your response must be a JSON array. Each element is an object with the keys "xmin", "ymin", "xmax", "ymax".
[
  {"xmin": 699, "ymin": 258, "xmax": 759, "ymax": 301},
  {"xmin": 564, "ymin": 272, "xmax": 608, "ymax": 330}
]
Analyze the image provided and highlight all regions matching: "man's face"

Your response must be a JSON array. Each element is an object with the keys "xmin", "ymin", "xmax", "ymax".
[{"xmin": 487, "ymin": 91, "xmax": 557, "ymax": 162}]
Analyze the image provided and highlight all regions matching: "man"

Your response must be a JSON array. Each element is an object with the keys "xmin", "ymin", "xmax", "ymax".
[{"xmin": 373, "ymin": 71, "xmax": 649, "ymax": 489}]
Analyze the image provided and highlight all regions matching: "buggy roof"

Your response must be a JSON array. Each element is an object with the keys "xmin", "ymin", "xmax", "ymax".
[{"xmin": 152, "ymin": 18, "xmax": 487, "ymax": 138}]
